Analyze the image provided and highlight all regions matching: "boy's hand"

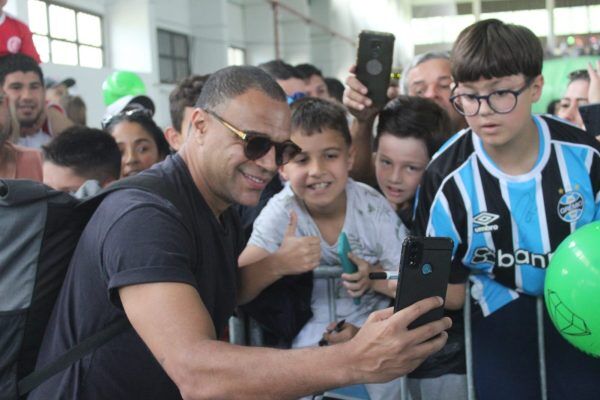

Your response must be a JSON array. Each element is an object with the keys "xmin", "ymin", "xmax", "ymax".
[
  {"xmin": 343, "ymin": 65, "xmax": 382, "ymax": 122},
  {"xmin": 587, "ymin": 61, "xmax": 600, "ymax": 104},
  {"xmin": 341, "ymin": 253, "xmax": 373, "ymax": 297},
  {"xmin": 321, "ymin": 321, "xmax": 359, "ymax": 345},
  {"xmin": 275, "ymin": 211, "xmax": 321, "ymax": 275}
]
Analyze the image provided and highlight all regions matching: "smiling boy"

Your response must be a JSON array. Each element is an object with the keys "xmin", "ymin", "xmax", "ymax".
[
  {"xmin": 239, "ymin": 97, "xmax": 407, "ymax": 399},
  {"xmin": 414, "ymin": 19, "xmax": 600, "ymax": 400}
]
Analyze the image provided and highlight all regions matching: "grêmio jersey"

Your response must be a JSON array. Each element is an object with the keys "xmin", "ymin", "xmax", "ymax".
[{"xmin": 414, "ymin": 115, "xmax": 600, "ymax": 316}]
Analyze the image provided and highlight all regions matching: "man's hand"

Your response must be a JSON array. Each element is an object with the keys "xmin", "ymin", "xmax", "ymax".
[
  {"xmin": 343, "ymin": 65, "xmax": 382, "ymax": 122},
  {"xmin": 587, "ymin": 61, "xmax": 600, "ymax": 104},
  {"xmin": 273, "ymin": 211, "xmax": 321, "ymax": 275},
  {"xmin": 343, "ymin": 298, "xmax": 451, "ymax": 383},
  {"xmin": 341, "ymin": 252, "xmax": 373, "ymax": 298}
]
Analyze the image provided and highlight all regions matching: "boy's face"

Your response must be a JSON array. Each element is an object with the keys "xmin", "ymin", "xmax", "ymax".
[
  {"xmin": 556, "ymin": 79, "xmax": 588, "ymax": 129},
  {"xmin": 281, "ymin": 128, "xmax": 354, "ymax": 214},
  {"xmin": 374, "ymin": 134, "xmax": 429, "ymax": 210},
  {"xmin": 454, "ymin": 74, "xmax": 543, "ymax": 148},
  {"xmin": 43, "ymin": 161, "xmax": 87, "ymax": 193}
]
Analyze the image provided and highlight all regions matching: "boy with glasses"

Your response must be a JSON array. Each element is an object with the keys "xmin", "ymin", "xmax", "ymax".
[{"xmin": 414, "ymin": 19, "xmax": 600, "ymax": 400}]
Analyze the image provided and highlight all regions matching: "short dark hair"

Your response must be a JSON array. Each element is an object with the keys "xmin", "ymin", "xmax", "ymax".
[
  {"xmin": 375, "ymin": 96, "xmax": 451, "ymax": 158},
  {"xmin": 195, "ymin": 65, "xmax": 286, "ymax": 110},
  {"xmin": 290, "ymin": 97, "xmax": 351, "ymax": 146},
  {"xmin": 567, "ymin": 69, "xmax": 590, "ymax": 84},
  {"xmin": 324, "ymin": 77, "xmax": 345, "ymax": 103},
  {"xmin": 0, "ymin": 53, "xmax": 44, "ymax": 86},
  {"xmin": 42, "ymin": 126, "xmax": 121, "ymax": 182},
  {"xmin": 295, "ymin": 63, "xmax": 323, "ymax": 80},
  {"xmin": 258, "ymin": 60, "xmax": 303, "ymax": 81},
  {"xmin": 104, "ymin": 110, "xmax": 171, "ymax": 158},
  {"xmin": 169, "ymin": 74, "xmax": 209, "ymax": 131},
  {"xmin": 451, "ymin": 19, "xmax": 543, "ymax": 83}
]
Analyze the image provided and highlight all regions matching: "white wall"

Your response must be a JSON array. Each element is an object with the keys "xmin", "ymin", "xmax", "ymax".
[{"xmin": 7, "ymin": 0, "xmax": 411, "ymax": 128}]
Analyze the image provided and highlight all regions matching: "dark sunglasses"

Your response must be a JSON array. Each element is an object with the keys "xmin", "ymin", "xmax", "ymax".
[
  {"xmin": 205, "ymin": 109, "xmax": 301, "ymax": 166},
  {"xmin": 101, "ymin": 107, "xmax": 153, "ymax": 130}
]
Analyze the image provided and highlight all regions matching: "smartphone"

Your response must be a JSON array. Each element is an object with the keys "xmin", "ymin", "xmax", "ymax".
[
  {"xmin": 355, "ymin": 30, "xmax": 395, "ymax": 107},
  {"xmin": 393, "ymin": 236, "xmax": 453, "ymax": 330},
  {"xmin": 338, "ymin": 232, "xmax": 360, "ymax": 305}
]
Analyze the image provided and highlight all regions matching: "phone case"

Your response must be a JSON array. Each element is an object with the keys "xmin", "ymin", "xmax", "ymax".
[
  {"xmin": 393, "ymin": 236, "xmax": 453, "ymax": 329},
  {"xmin": 338, "ymin": 232, "xmax": 360, "ymax": 305},
  {"xmin": 355, "ymin": 30, "xmax": 395, "ymax": 107}
]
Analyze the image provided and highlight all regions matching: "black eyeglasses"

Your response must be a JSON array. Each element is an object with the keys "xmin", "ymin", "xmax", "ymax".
[
  {"xmin": 101, "ymin": 107, "xmax": 153, "ymax": 129},
  {"xmin": 205, "ymin": 109, "xmax": 301, "ymax": 166},
  {"xmin": 450, "ymin": 78, "xmax": 534, "ymax": 117}
]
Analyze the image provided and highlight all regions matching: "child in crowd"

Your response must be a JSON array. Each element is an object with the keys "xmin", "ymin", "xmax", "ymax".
[
  {"xmin": 414, "ymin": 19, "xmax": 600, "ymax": 400},
  {"xmin": 324, "ymin": 96, "xmax": 467, "ymax": 400},
  {"xmin": 103, "ymin": 108, "xmax": 170, "ymax": 178},
  {"xmin": 42, "ymin": 126, "xmax": 121, "ymax": 197},
  {"xmin": 373, "ymin": 96, "xmax": 449, "ymax": 228},
  {"xmin": 239, "ymin": 97, "xmax": 407, "ymax": 399}
]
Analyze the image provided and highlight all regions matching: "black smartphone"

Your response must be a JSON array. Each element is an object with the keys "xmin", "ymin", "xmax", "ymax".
[
  {"xmin": 355, "ymin": 30, "xmax": 395, "ymax": 107},
  {"xmin": 393, "ymin": 236, "xmax": 453, "ymax": 330}
]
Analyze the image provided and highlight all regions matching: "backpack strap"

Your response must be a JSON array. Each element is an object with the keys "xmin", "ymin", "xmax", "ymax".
[
  {"xmin": 17, "ymin": 173, "xmax": 196, "ymax": 396},
  {"xmin": 17, "ymin": 319, "xmax": 129, "ymax": 395}
]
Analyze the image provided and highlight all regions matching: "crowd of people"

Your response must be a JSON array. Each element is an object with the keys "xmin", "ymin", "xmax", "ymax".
[{"xmin": 1, "ymin": 12, "xmax": 600, "ymax": 400}]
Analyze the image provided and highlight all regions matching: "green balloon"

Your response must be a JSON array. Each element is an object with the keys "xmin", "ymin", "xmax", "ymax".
[
  {"xmin": 102, "ymin": 71, "xmax": 146, "ymax": 106},
  {"xmin": 545, "ymin": 221, "xmax": 600, "ymax": 357}
]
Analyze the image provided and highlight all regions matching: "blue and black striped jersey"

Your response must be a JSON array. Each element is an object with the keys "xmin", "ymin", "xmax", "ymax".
[{"xmin": 414, "ymin": 115, "xmax": 600, "ymax": 316}]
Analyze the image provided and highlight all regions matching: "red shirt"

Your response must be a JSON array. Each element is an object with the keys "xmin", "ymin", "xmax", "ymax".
[{"xmin": 0, "ymin": 13, "xmax": 41, "ymax": 63}]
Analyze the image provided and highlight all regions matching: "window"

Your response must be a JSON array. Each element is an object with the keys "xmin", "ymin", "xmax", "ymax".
[
  {"xmin": 158, "ymin": 29, "xmax": 190, "ymax": 84},
  {"xmin": 228, "ymin": 47, "xmax": 246, "ymax": 66},
  {"xmin": 27, "ymin": 0, "xmax": 103, "ymax": 68}
]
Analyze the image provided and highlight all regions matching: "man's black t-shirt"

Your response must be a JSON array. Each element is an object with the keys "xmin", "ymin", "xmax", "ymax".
[{"xmin": 30, "ymin": 155, "xmax": 244, "ymax": 399}]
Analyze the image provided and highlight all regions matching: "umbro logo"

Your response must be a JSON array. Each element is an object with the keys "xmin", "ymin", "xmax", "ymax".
[{"xmin": 473, "ymin": 212, "xmax": 500, "ymax": 233}]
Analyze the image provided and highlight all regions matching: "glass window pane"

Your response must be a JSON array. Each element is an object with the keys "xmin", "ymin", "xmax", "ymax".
[
  {"xmin": 228, "ymin": 47, "xmax": 245, "ymax": 66},
  {"xmin": 173, "ymin": 34, "xmax": 188, "ymax": 58},
  {"xmin": 49, "ymin": 5, "xmax": 76, "ymax": 41},
  {"xmin": 32, "ymin": 34, "xmax": 49, "ymax": 63},
  {"xmin": 158, "ymin": 31, "xmax": 171, "ymax": 56},
  {"xmin": 159, "ymin": 57, "xmax": 174, "ymax": 83},
  {"xmin": 411, "ymin": 17, "xmax": 443, "ymax": 45},
  {"xmin": 441, "ymin": 15, "xmax": 475, "ymax": 44},
  {"xmin": 174, "ymin": 60, "xmax": 189, "ymax": 81},
  {"xmin": 77, "ymin": 12, "xmax": 102, "ymax": 46},
  {"xmin": 51, "ymin": 40, "xmax": 77, "ymax": 66},
  {"xmin": 27, "ymin": 0, "xmax": 48, "ymax": 35},
  {"xmin": 590, "ymin": 5, "xmax": 600, "ymax": 33},
  {"xmin": 554, "ymin": 7, "xmax": 589, "ymax": 36},
  {"xmin": 79, "ymin": 45, "xmax": 103, "ymax": 68}
]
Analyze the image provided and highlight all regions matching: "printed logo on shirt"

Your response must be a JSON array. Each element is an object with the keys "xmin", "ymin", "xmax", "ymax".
[
  {"xmin": 7, "ymin": 36, "xmax": 22, "ymax": 54},
  {"xmin": 557, "ymin": 191, "xmax": 584, "ymax": 223},
  {"xmin": 472, "ymin": 247, "xmax": 552, "ymax": 269},
  {"xmin": 473, "ymin": 212, "xmax": 500, "ymax": 233}
]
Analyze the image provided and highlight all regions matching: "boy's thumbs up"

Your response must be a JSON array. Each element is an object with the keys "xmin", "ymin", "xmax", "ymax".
[{"xmin": 284, "ymin": 211, "xmax": 298, "ymax": 237}]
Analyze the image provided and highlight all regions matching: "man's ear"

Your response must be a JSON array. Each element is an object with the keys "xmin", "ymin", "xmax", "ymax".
[
  {"xmin": 190, "ymin": 108, "xmax": 209, "ymax": 145},
  {"xmin": 531, "ymin": 74, "xmax": 544, "ymax": 102},
  {"xmin": 164, "ymin": 126, "xmax": 183, "ymax": 151}
]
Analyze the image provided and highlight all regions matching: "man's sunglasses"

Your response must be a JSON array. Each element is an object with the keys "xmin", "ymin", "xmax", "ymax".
[{"xmin": 204, "ymin": 109, "xmax": 301, "ymax": 166}]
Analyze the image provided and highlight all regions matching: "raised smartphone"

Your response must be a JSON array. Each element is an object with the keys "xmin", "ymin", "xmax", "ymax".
[
  {"xmin": 393, "ymin": 236, "xmax": 453, "ymax": 329},
  {"xmin": 355, "ymin": 30, "xmax": 395, "ymax": 107},
  {"xmin": 338, "ymin": 231, "xmax": 360, "ymax": 305}
]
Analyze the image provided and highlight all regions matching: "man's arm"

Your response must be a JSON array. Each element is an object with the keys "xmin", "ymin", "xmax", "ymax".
[
  {"xmin": 120, "ymin": 282, "xmax": 451, "ymax": 400},
  {"xmin": 343, "ymin": 67, "xmax": 382, "ymax": 185},
  {"xmin": 46, "ymin": 106, "xmax": 74, "ymax": 136}
]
